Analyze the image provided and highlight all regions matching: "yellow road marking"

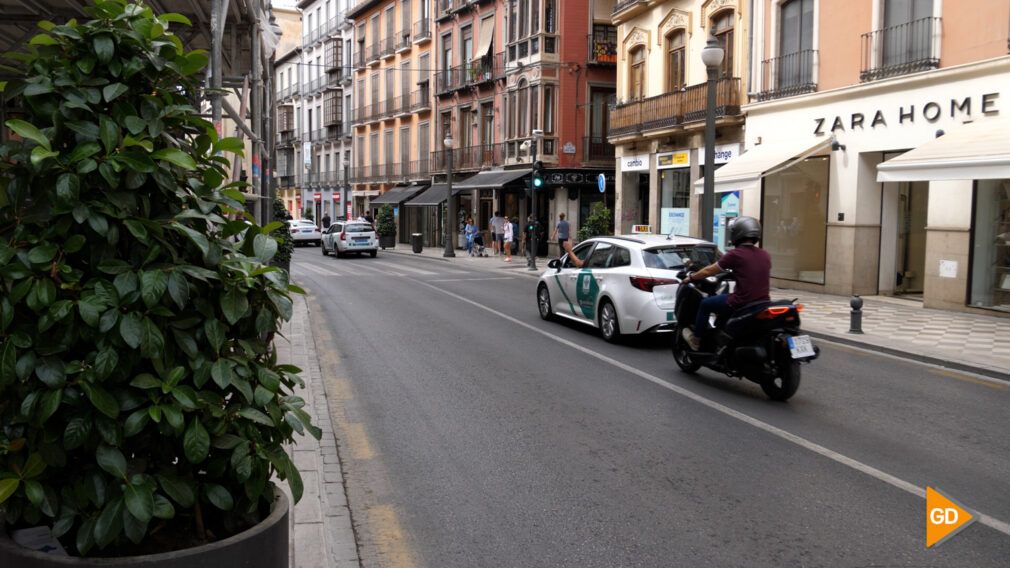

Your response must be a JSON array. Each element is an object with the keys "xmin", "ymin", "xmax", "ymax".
[
  {"xmin": 344, "ymin": 422, "xmax": 375, "ymax": 460},
  {"xmin": 369, "ymin": 504, "xmax": 419, "ymax": 568},
  {"xmin": 929, "ymin": 369, "xmax": 1008, "ymax": 389}
]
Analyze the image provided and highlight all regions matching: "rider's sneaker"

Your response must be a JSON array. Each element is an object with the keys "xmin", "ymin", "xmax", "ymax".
[{"xmin": 682, "ymin": 328, "xmax": 701, "ymax": 351}]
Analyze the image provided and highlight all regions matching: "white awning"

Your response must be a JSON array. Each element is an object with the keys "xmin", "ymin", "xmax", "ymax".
[
  {"xmin": 876, "ymin": 118, "xmax": 1010, "ymax": 182},
  {"xmin": 472, "ymin": 17, "xmax": 495, "ymax": 62},
  {"xmin": 693, "ymin": 136, "xmax": 833, "ymax": 194}
]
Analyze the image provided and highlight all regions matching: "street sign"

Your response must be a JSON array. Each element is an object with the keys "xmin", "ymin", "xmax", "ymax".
[{"xmin": 598, "ymin": 173, "xmax": 605, "ymax": 193}]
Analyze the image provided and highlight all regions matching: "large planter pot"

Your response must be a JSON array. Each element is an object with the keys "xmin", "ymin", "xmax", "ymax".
[
  {"xmin": 379, "ymin": 235, "xmax": 396, "ymax": 249},
  {"xmin": 0, "ymin": 489, "xmax": 289, "ymax": 568}
]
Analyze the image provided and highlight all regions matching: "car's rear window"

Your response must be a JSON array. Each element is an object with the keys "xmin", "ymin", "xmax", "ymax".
[
  {"xmin": 642, "ymin": 245, "xmax": 718, "ymax": 270},
  {"xmin": 344, "ymin": 224, "xmax": 373, "ymax": 233}
]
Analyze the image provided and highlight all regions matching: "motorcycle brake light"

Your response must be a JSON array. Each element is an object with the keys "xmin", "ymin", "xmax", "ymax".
[
  {"xmin": 756, "ymin": 306, "xmax": 792, "ymax": 319},
  {"xmin": 629, "ymin": 276, "xmax": 678, "ymax": 292}
]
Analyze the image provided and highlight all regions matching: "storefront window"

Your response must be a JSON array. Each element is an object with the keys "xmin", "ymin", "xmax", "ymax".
[
  {"xmin": 969, "ymin": 179, "xmax": 1010, "ymax": 312},
  {"xmin": 659, "ymin": 168, "xmax": 690, "ymax": 235},
  {"xmin": 761, "ymin": 156, "xmax": 828, "ymax": 283}
]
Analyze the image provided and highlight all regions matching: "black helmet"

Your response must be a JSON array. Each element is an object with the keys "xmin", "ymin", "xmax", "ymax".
[{"xmin": 728, "ymin": 216, "xmax": 761, "ymax": 246}]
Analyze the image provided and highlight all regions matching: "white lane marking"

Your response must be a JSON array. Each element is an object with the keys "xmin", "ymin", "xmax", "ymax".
[
  {"xmin": 427, "ymin": 277, "xmax": 516, "ymax": 282},
  {"xmin": 298, "ymin": 262, "xmax": 343, "ymax": 276},
  {"xmin": 412, "ymin": 279, "xmax": 1010, "ymax": 538},
  {"xmin": 370, "ymin": 260, "xmax": 438, "ymax": 275}
]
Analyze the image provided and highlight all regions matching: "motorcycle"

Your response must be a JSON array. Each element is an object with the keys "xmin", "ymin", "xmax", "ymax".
[{"xmin": 670, "ymin": 271, "xmax": 819, "ymax": 401}]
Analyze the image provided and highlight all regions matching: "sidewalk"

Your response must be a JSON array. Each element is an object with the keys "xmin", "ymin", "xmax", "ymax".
[{"xmin": 382, "ymin": 243, "xmax": 1010, "ymax": 382}]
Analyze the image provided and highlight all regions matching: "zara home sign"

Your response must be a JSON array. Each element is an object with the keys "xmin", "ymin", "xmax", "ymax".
[{"xmin": 813, "ymin": 92, "xmax": 1000, "ymax": 135}]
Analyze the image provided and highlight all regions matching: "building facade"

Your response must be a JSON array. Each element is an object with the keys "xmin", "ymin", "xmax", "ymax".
[
  {"xmin": 724, "ymin": 0, "xmax": 1010, "ymax": 314},
  {"xmin": 347, "ymin": 0, "xmax": 434, "ymax": 240},
  {"xmin": 609, "ymin": 0, "xmax": 749, "ymax": 249}
]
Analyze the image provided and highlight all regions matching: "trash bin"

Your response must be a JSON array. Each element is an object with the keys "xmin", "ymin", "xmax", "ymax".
[{"xmin": 411, "ymin": 233, "xmax": 423, "ymax": 253}]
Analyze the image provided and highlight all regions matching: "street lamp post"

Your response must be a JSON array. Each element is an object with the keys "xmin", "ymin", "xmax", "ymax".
[
  {"xmin": 443, "ymin": 135, "xmax": 456, "ymax": 257},
  {"xmin": 700, "ymin": 35, "xmax": 724, "ymax": 243},
  {"xmin": 342, "ymin": 158, "xmax": 350, "ymax": 220},
  {"xmin": 527, "ymin": 129, "xmax": 544, "ymax": 271}
]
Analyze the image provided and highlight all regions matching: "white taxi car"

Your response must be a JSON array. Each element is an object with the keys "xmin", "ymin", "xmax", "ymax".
[
  {"xmin": 287, "ymin": 219, "xmax": 321, "ymax": 246},
  {"xmin": 536, "ymin": 234, "xmax": 719, "ymax": 342},
  {"xmin": 322, "ymin": 221, "xmax": 378, "ymax": 258}
]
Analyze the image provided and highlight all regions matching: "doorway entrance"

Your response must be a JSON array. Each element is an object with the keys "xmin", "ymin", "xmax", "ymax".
[{"xmin": 894, "ymin": 181, "xmax": 928, "ymax": 296}]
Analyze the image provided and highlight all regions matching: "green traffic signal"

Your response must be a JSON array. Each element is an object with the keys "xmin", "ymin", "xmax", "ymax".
[{"xmin": 532, "ymin": 175, "xmax": 543, "ymax": 188}]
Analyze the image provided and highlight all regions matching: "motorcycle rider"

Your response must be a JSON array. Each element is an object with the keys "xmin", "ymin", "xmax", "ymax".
[{"xmin": 681, "ymin": 216, "xmax": 771, "ymax": 351}]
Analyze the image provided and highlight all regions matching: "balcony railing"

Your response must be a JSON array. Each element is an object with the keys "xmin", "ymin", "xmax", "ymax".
[
  {"xmin": 436, "ymin": 65, "xmax": 465, "ymax": 94},
  {"xmin": 380, "ymin": 36, "xmax": 396, "ymax": 59},
  {"xmin": 410, "ymin": 84, "xmax": 431, "ymax": 111},
  {"xmin": 395, "ymin": 32, "xmax": 412, "ymax": 53},
  {"xmin": 391, "ymin": 94, "xmax": 412, "ymax": 116},
  {"xmin": 406, "ymin": 158, "xmax": 431, "ymax": 181},
  {"xmin": 758, "ymin": 50, "xmax": 817, "ymax": 101},
  {"xmin": 365, "ymin": 42, "xmax": 380, "ymax": 65},
  {"xmin": 583, "ymin": 136, "xmax": 614, "ymax": 163},
  {"xmin": 356, "ymin": 48, "xmax": 367, "ymax": 68},
  {"xmin": 430, "ymin": 143, "xmax": 508, "ymax": 172},
  {"xmin": 612, "ymin": 0, "xmax": 647, "ymax": 19},
  {"xmin": 588, "ymin": 34, "xmax": 617, "ymax": 65},
  {"xmin": 860, "ymin": 17, "xmax": 940, "ymax": 82},
  {"xmin": 608, "ymin": 78, "xmax": 742, "ymax": 139},
  {"xmin": 414, "ymin": 19, "xmax": 431, "ymax": 43}
]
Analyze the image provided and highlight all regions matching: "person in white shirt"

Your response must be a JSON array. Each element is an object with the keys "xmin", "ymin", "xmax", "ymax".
[{"xmin": 502, "ymin": 215, "xmax": 514, "ymax": 262}]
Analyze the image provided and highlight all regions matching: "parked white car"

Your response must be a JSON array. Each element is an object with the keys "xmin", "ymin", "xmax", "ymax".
[
  {"xmin": 536, "ymin": 234, "xmax": 720, "ymax": 342},
  {"xmin": 288, "ymin": 219, "xmax": 321, "ymax": 246},
  {"xmin": 322, "ymin": 221, "xmax": 378, "ymax": 258}
]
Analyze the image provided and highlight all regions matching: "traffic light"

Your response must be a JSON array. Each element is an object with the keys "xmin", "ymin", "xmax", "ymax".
[{"xmin": 531, "ymin": 160, "xmax": 544, "ymax": 189}]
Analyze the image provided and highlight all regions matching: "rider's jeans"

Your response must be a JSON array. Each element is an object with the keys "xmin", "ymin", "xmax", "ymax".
[{"xmin": 695, "ymin": 293, "xmax": 733, "ymax": 336}]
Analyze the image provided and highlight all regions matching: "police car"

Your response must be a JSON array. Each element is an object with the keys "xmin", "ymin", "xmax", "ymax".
[{"xmin": 536, "ymin": 233, "xmax": 720, "ymax": 342}]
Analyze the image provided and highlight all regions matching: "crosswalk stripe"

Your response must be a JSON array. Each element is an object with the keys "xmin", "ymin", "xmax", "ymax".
[
  {"xmin": 369, "ymin": 260, "xmax": 437, "ymax": 275},
  {"xmin": 298, "ymin": 263, "xmax": 343, "ymax": 276}
]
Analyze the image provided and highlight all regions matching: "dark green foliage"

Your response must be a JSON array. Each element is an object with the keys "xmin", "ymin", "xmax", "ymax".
[
  {"xmin": 576, "ymin": 203, "xmax": 614, "ymax": 242},
  {"xmin": 0, "ymin": 0, "xmax": 318, "ymax": 556},
  {"xmin": 375, "ymin": 204, "xmax": 395, "ymax": 237},
  {"xmin": 271, "ymin": 198, "xmax": 294, "ymax": 266}
]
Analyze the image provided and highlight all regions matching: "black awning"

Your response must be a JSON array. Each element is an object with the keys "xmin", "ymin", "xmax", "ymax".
[
  {"xmin": 451, "ymin": 169, "xmax": 528, "ymax": 191},
  {"xmin": 403, "ymin": 184, "xmax": 449, "ymax": 206},
  {"xmin": 371, "ymin": 184, "xmax": 428, "ymax": 205}
]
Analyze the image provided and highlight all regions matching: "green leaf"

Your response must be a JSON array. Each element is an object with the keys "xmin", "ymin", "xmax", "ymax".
[
  {"xmin": 220, "ymin": 289, "xmax": 249, "ymax": 325},
  {"xmin": 153, "ymin": 494, "xmax": 175, "ymax": 519},
  {"xmin": 103, "ymin": 82, "xmax": 128, "ymax": 102},
  {"xmin": 183, "ymin": 418, "xmax": 210, "ymax": 464},
  {"xmin": 124, "ymin": 484, "xmax": 154, "ymax": 523},
  {"xmin": 170, "ymin": 386, "xmax": 197, "ymax": 411},
  {"xmin": 0, "ymin": 341, "xmax": 16, "ymax": 386},
  {"xmin": 95, "ymin": 445, "xmax": 127, "ymax": 478},
  {"xmin": 22, "ymin": 453, "xmax": 47, "ymax": 479},
  {"xmin": 112, "ymin": 151, "xmax": 156, "ymax": 173},
  {"xmin": 56, "ymin": 172, "xmax": 80, "ymax": 200},
  {"xmin": 78, "ymin": 295, "xmax": 104, "ymax": 327},
  {"xmin": 95, "ymin": 347, "xmax": 118, "ymax": 380},
  {"xmin": 94, "ymin": 497, "xmax": 124, "ymax": 548},
  {"xmin": 130, "ymin": 373, "xmax": 161, "ymax": 389},
  {"xmin": 170, "ymin": 222, "xmax": 209, "ymax": 256},
  {"xmin": 211, "ymin": 137, "xmax": 245, "ymax": 155},
  {"xmin": 64, "ymin": 417, "xmax": 91, "ymax": 450},
  {"xmin": 99, "ymin": 114, "xmax": 119, "ymax": 154},
  {"xmin": 66, "ymin": 141, "xmax": 102, "ymax": 163},
  {"xmin": 5, "ymin": 119, "xmax": 50, "ymax": 151},
  {"xmin": 151, "ymin": 148, "xmax": 196, "ymax": 170},
  {"xmin": 119, "ymin": 313, "xmax": 142, "ymax": 348},
  {"xmin": 253, "ymin": 233, "xmax": 278, "ymax": 263},
  {"xmin": 167, "ymin": 271, "xmax": 189, "ymax": 309},
  {"xmin": 156, "ymin": 474, "xmax": 194, "ymax": 508},
  {"xmin": 203, "ymin": 484, "xmax": 233, "ymax": 511},
  {"xmin": 24, "ymin": 480, "xmax": 44, "ymax": 506},
  {"xmin": 93, "ymin": 34, "xmax": 114, "ymax": 63},
  {"xmin": 238, "ymin": 408, "xmax": 273, "ymax": 427},
  {"xmin": 31, "ymin": 146, "xmax": 59, "ymax": 166},
  {"xmin": 211, "ymin": 434, "xmax": 244, "ymax": 450},
  {"xmin": 0, "ymin": 479, "xmax": 19, "ymax": 504},
  {"xmin": 28, "ymin": 34, "xmax": 59, "ymax": 46},
  {"xmin": 159, "ymin": 13, "xmax": 193, "ymax": 26},
  {"xmin": 76, "ymin": 517, "xmax": 96, "ymax": 556},
  {"xmin": 140, "ymin": 318, "xmax": 164, "ymax": 358},
  {"xmin": 124, "ymin": 409, "xmax": 149, "ymax": 437},
  {"xmin": 124, "ymin": 116, "xmax": 147, "ymax": 135},
  {"xmin": 27, "ymin": 244, "xmax": 58, "ymax": 264},
  {"xmin": 140, "ymin": 270, "xmax": 168, "ymax": 308},
  {"xmin": 81, "ymin": 381, "xmax": 120, "ymax": 419},
  {"xmin": 37, "ymin": 388, "xmax": 62, "ymax": 424},
  {"xmin": 122, "ymin": 507, "xmax": 148, "ymax": 545},
  {"xmin": 35, "ymin": 357, "xmax": 66, "ymax": 388},
  {"xmin": 206, "ymin": 354, "xmax": 234, "ymax": 388},
  {"xmin": 253, "ymin": 385, "xmax": 274, "ymax": 407}
]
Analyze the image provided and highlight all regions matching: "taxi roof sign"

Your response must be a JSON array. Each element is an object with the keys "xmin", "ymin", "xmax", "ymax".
[{"xmin": 631, "ymin": 225, "xmax": 651, "ymax": 233}]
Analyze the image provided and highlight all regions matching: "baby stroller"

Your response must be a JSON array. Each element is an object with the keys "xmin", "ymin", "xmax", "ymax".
[{"xmin": 469, "ymin": 231, "xmax": 487, "ymax": 257}]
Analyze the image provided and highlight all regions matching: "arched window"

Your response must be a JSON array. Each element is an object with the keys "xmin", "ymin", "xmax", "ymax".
[
  {"xmin": 629, "ymin": 46, "xmax": 646, "ymax": 100},
  {"xmin": 711, "ymin": 10, "xmax": 734, "ymax": 78},
  {"xmin": 666, "ymin": 30, "xmax": 686, "ymax": 92}
]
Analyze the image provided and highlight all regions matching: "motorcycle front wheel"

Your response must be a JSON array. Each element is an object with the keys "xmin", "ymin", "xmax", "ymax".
[
  {"xmin": 761, "ymin": 358, "xmax": 801, "ymax": 401},
  {"xmin": 672, "ymin": 326, "xmax": 702, "ymax": 373}
]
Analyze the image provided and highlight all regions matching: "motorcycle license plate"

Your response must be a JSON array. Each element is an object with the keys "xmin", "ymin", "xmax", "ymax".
[{"xmin": 788, "ymin": 335, "xmax": 815, "ymax": 359}]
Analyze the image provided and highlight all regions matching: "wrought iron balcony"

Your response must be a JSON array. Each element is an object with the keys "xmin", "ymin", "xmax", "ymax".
[
  {"xmin": 410, "ymin": 84, "xmax": 432, "ymax": 112},
  {"xmin": 414, "ymin": 19, "xmax": 431, "ymax": 43},
  {"xmin": 758, "ymin": 50, "xmax": 817, "ymax": 101},
  {"xmin": 365, "ymin": 42, "xmax": 380, "ymax": 65},
  {"xmin": 406, "ymin": 159, "xmax": 431, "ymax": 182},
  {"xmin": 380, "ymin": 36, "xmax": 396, "ymax": 59},
  {"xmin": 395, "ymin": 31, "xmax": 412, "ymax": 53},
  {"xmin": 611, "ymin": 0, "xmax": 648, "ymax": 21},
  {"xmin": 861, "ymin": 17, "xmax": 940, "ymax": 82},
  {"xmin": 583, "ymin": 136, "xmax": 614, "ymax": 163},
  {"xmin": 588, "ymin": 34, "xmax": 617, "ymax": 66},
  {"xmin": 608, "ymin": 78, "xmax": 742, "ymax": 139}
]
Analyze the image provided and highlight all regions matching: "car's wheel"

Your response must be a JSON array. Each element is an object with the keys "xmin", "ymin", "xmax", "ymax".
[
  {"xmin": 369, "ymin": 250, "xmax": 377, "ymax": 258},
  {"xmin": 315, "ymin": 239, "xmax": 321, "ymax": 247},
  {"xmin": 598, "ymin": 299, "xmax": 620, "ymax": 343},
  {"xmin": 335, "ymin": 249, "xmax": 345, "ymax": 258},
  {"xmin": 537, "ymin": 284, "xmax": 554, "ymax": 321},
  {"xmin": 672, "ymin": 325, "xmax": 702, "ymax": 373}
]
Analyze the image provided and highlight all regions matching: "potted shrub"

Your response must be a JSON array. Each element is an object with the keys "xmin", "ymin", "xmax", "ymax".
[
  {"xmin": 376, "ymin": 203, "xmax": 396, "ymax": 249},
  {"xmin": 0, "ymin": 1, "xmax": 318, "ymax": 564},
  {"xmin": 576, "ymin": 203, "xmax": 614, "ymax": 242}
]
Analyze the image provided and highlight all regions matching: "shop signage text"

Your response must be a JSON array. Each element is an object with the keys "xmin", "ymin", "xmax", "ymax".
[
  {"xmin": 657, "ymin": 151, "xmax": 690, "ymax": 169},
  {"xmin": 813, "ymin": 92, "xmax": 1000, "ymax": 135},
  {"xmin": 621, "ymin": 153, "xmax": 650, "ymax": 172},
  {"xmin": 697, "ymin": 143, "xmax": 740, "ymax": 166}
]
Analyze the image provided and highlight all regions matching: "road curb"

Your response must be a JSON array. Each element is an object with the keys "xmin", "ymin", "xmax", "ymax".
[{"xmin": 804, "ymin": 330, "xmax": 1010, "ymax": 383}]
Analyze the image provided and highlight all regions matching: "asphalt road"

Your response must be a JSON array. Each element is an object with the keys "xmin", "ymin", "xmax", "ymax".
[{"xmin": 290, "ymin": 246, "xmax": 1010, "ymax": 568}]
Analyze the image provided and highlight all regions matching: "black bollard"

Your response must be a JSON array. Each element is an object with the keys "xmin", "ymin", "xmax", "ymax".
[{"xmin": 848, "ymin": 294, "xmax": 864, "ymax": 334}]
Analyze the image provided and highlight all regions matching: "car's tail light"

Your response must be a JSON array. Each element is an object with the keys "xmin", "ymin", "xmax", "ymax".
[
  {"xmin": 290, "ymin": 228, "xmax": 298, "ymax": 234},
  {"xmin": 629, "ymin": 276, "xmax": 678, "ymax": 292},
  {"xmin": 340, "ymin": 232, "xmax": 346, "ymax": 241}
]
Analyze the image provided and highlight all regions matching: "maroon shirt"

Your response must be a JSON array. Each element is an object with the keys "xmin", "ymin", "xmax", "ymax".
[{"xmin": 716, "ymin": 244, "xmax": 771, "ymax": 308}]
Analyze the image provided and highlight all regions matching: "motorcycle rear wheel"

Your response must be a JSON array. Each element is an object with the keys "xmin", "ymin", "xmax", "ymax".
[
  {"xmin": 672, "ymin": 326, "xmax": 702, "ymax": 373},
  {"xmin": 761, "ymin": 359, "xmax": 801, "ymax": 401}
]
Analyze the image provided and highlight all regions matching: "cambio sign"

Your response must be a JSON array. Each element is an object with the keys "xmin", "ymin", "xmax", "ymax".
[{"xmin": 621, "ymin": 154, "xmax": 650, "ymax": 172}]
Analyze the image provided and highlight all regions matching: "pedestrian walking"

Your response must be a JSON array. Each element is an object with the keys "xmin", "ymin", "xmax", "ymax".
[
  {"xmin": 551, "ymin": 213, "xmax": 569, "ymax": 258},
  {"xmin": 464, "ymin": 217, "xmax": 476, "ymax": 255},
  {"xmin": 503, "ymin": 215, "xmax": 514, "ymax": 262},
  {"xmin": 490, "ymin": 211, "xmax": 505, "ymax": 256},
  {"xmin": 321, "ymin": 213, "xmax": 331, "ymax": 230}
]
